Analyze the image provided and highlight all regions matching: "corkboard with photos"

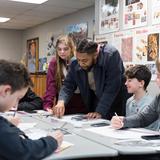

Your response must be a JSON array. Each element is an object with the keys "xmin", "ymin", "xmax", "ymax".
[{"xmin": 96, "ymin": 0, "xmax": 160, "ymax": 80}]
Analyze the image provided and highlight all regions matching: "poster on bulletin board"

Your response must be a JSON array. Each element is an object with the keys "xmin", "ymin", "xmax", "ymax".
[
  {"xmin": 114, "ymin": 30, "xmax": 134, "ymax": 62},
  {"xmin": 95, "ymin": 27, "xmax": 159, "ymax": 81},
  {"xmin": 66, "ymin": 22, "xmax": 88, "ymax": 44},
  {"xmin": 95, "ymin": 33, "xmax": 113, "ymax": 43},
  {"xmin": 151, "ymin": 0, "xmax": 160, "ymax": 25},
  {"xmin": 99, "ymin": 0, "xmax": 119, "ymax": 34},
  {"xmin": 133, "ymin": 28, "xmax": 149, "ymax": 63},
  {"xmin": 95, "ymin": 0, "xmax": 160, "ymax": 81},
  {"xmin": 122, "ymin": 0, "xmax": 147, "ymax": 30}
]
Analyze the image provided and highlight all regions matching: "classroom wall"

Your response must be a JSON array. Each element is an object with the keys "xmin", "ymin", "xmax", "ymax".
[
  {"xmin": 94, "ymin": 0, "xmax": 159, "ymax": 97},
  {"xmin": 22, "ymin": 6, "xmax": 95, "ymax": 59},
  {"xmin": 0, "ymin": 3, "xmax": 158, "ymax": 97},
  {"xmin": 0, "ymin": 29, "xmax": 23, "ymax": 61}
]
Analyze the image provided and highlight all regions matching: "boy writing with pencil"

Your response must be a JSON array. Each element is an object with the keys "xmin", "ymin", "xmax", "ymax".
[
  {"xmin": 124, "ymin": 65, "xmax": 158, "ymax": 130},
  {"xmin": 0, "ymin": 60, "xmax": 63, "ymax": 160},
  {"xmin": 111, "ymin": 62, "xmax": 160, "ymax": 130}
]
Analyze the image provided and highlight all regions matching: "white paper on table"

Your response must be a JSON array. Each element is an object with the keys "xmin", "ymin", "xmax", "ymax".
[
  {"xmin": 25, "ymin": 128, "xmax": 48, "ymax": 140},
  {"xmin": 55, "ymin": 141, "xmax": 74, "ymax": 153},
  {"xmin": 34, "ymin": 110, "xmax": 52, "ymax": 116},
  {"xmin": 18, "ymin": 122, "xmax": 37, "ymax": 131},
  {"xmin": 51, "ymin": 114, "xmax": 107, "ymax": 127},
  {"xmin": 0, "ymin": 111, "xmax": 15, "ymax": 117},
  {"xmin": 20, "ymin": 110, "xmax": 52, "ymax": 116},
  {"xmin": 114, "ymin": 138, "xmax": 160, "ymax": 147},
  {"xmin": 85, "ymin": 126, "xmax": 159, "ymax": 139},
  {"xmin": 155, "ymin": 146, "xmax": 160, "ymax": 151}
]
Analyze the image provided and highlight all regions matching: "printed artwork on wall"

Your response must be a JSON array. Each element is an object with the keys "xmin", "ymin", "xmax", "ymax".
[
  {"xmin": 113, "ymin": 30, "xmax": 134, "ymax": 61},
  {"xmin": 39, "ymin": 57, "xmax": 47, "ymax": 72},
  {"xmin": 123, "ymin": 0, "xmax": 147, "ymax": 29},
  {"xmin": 95, "ymin": 26, "xmax": 160, "ymax": 80},
  {"xmin": 133, "ymin": 28, "xmax": 148, "ymax": 62},
  {"xmin": 121, "ymin": 37, "xmax": 133, "ymax": 62},
  {"xmin": 66, "ymin": 22, "xmax": 88, "ymax": 44},
  {"xmin": 152, "ymin": 0, "xmax": 160, "ymax": 25},
  {"xmin": 134, "ymin": 36, "xmax": 147, "ymax": 62},
  {"xmin": 95, "ymin": 0, "xmax": 160, "ymax": 81},
  {"xmin": 47, "ymin": 35, "xmax": 55, "ymax": 56},
  {"xmin": 95, "ymin": 32, "xmax": 113, "ymax": 43},
  {"xmin": 99, "ymin": 0, "xmax": 119, "ymax": 34},
  {"xmin": 147, "ymin": 33, "xmax": 159, "ymax": 61},
  {"xmin": 26, "ymin": 37, "xmax": 39, "ymax": 73},
  {"xmin": 146, "ymin": 63, "xmax": 157, "ymax": 80},
  {"xmin": 45, "ymin": 31, "xmax": 63, "ymax": 64}
]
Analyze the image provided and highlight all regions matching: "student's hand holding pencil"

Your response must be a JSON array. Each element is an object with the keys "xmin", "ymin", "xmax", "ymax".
[
  {"xmin": 48, "ymin": 130, "xmax": 64, "ymax": 147},
  {"xmin": 111, "ymin": 113, "xmax": 124, "ymax": 129}
]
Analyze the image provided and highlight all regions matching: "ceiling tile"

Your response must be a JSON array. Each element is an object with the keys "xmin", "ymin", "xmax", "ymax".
[{"xmin": 0, "ymin": 0, "xmax": 94, "ymax": 30}]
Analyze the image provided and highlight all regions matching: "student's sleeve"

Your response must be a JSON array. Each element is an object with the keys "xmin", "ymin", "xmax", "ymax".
[
  {"xmin": 43, "ymin": 58, "xmax": 57, "ymax": 110},
  {"xmin": 124, "ymin": 96, "xmax": 159, "ymax": 128},
  {"xmin": 0, "ymin": 127, "xmax": 58, "ymax": 160},
  {"xmin": 125, "ymin": 98, "xmax": 132, "ymax": 116},
  {"xmin": 18, "ymin": 88, "xmax": 43, "ymax": 111},
  {"xmin": 95, "ymin": 48, "xmax": 123, "ymax": 117}
]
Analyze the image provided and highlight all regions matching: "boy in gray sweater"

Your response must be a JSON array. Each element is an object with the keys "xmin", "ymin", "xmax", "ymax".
[{"xmin": 111, "ymin": 60, "xmax": 160, "ymax": 130}]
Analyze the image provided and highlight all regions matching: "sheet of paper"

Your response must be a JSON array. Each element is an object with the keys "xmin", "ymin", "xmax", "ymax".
[
  {"xmin": 31, "ymin": 110, "xmax": 52, "ymax": 116},
  {"xmin": 155, "ymin": 146, "xmax": 160, "ymax": 151},
  {"xmin": 25, "ymin": 128, "xmax": 48, "ymax": 140},
  {"xmin": 51, "ymin": 114, "xmax": 108, "ymax": 127},
  {"xmin": 0, "ymin": 111, "xmax": 15, "ymax": 117},
  {"xmin": 114, "ymin": 139, "xmax": 154, "ymax": 146},
  {"xmin": 26, "ymin": 128, "xmax": 74, "ymax": 151},
  {"xmin": 18, "ymin": 122, "xmax": 37, "ymax": 131},
  {"xmin": 22, "ymin": 110, "xmax": 52, "ymax": 116},
  {"xmin": 85, "ymin": 126, "xmax": 159, "ymax": 139},
  {"xmin": 55, "ymin": 141, "xmax": 74, "ymax": 153},
  {"xmin": 114, "ymin": 139, "xmax": 160, "ymax": 148}
]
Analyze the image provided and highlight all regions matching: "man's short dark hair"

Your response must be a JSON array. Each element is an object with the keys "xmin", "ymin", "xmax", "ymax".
[
  {"xmin": 125, "ymin": 65, "xmax": 151, "ymax": 90},
  {"xmin": 0, "ymin": 60, "xmax": 33, "ymax": 92},
  {"xmin": 76, "ymin": 39, "xmax": 98, "ymax": 54}
]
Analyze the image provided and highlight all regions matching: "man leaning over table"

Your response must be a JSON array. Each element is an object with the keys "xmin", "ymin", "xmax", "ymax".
[{"xmin": 53, "ymin": 39, "xmax": 129, "ymax": 120}]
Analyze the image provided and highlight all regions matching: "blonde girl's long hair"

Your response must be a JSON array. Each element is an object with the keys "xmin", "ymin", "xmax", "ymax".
[{"xmin": 55, "ymin": 35, "xmax": 75, "ymax": 92}]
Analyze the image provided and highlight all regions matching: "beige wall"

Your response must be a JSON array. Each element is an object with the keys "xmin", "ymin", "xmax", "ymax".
[
  {"xmin": 0, "ymin": 29, "xmax": 22, "ymax": 61},
  {"xmin": 0, "ymin": 4, "xmax": 158, "ymax": 97},
  {"xmin": 22, "ymin": 6, "xmax": 95, "ymax": 59}
]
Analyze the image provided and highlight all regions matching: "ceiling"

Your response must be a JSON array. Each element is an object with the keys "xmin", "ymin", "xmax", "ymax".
[{"xmin": 0, "ymin": 0, "xmax": 95, "ymax": 30}]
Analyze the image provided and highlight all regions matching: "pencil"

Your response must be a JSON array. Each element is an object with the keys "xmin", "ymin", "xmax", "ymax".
[
  {"xmin": 60, "ymin": 122, "xmax": 67, "ymax": 129},
  {"xmin": 13, "ymin": 110, "xmax": 17, "ymax": 117},
  {"xmin": 114, "ymin": 112, "xmax": 123, "ymax": 125}
]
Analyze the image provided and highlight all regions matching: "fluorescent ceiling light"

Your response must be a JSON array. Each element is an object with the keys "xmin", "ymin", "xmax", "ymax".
[
  {"xmin": 9, "ymin": 0, "xmax": 48, "ymax": 4},
  {"xmin": 0, "ymin": 17, "xmax": 10, "ymax": 23}
]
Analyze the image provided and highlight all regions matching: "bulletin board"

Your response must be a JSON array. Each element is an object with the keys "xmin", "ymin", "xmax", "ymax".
[{"xmin": 95, "ymin": 0, "xmax": 160, "ymax": 81}]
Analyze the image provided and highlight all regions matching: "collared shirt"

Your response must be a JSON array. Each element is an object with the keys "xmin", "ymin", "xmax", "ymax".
[{"xmin": 87, "ymin": 67, "xmax": 96, "ymax": 92}]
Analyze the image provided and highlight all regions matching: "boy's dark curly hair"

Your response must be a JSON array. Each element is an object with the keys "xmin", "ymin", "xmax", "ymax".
[
  {"xmin": 0, "ymin": 59, "xmax": 33, "ymax": 93},
  {"xmin": 76, "ymin": 39, "xmax": 98, "ymax": 54},
  {"xmin": 125, "ymin": 65, "xmax": 151, "ymax": 90}
]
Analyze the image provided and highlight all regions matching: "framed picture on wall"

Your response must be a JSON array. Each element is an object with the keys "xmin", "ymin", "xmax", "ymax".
[
  {"xmin": 26, "ymin": 37, "xmax": 39, "ymax": 73},
  {"xmin": 65, "ymin": 22, "xmax": 88, "ymax": 44},
  {"xmin": 99, "ymin": 0, "xmax": 120, "ymax": 34},
  {"xmin": 151, "ymin": 0, "xmax": 160, "ymax": 25},
  {"xmin": 122, "ymin": 0, "xmax": 147, "ymax": 29}
]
